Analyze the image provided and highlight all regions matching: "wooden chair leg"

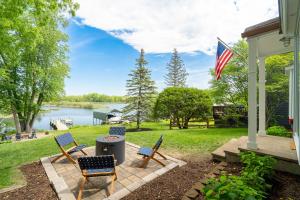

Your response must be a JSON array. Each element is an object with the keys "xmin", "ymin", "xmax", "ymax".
[
  {"xmin": 109, "ymin": 174, "xmax": 116, "ymax": 195},
  {"xmin": 65, "ymin": 153, "xmax": 77, "ymax": 164},
  {"xmin": 77, "ymin": 177, "xmax": 86, "ymax": 200},
  {"xmin": 114, "ymin": 169, "xmax": 118, "ymax": 180},
  {"xmin": 156, "ymin": 151, "xmax": 167, "ymax": 160},
  {"xmin": 51, "ymin": 154, "xmax": 64, "ymax": 163},
  {"xmin": 152, "ymin": 157, "xmax": 166, "ymax": 167},
  {"xmin": 80, "ymin": 149, "xmax": 88, "ymax": 155},
  {"xmin": 52, "ymin": 150, "xmax": 76, "ymax": 164},
  {"xmin": 140, "ymin": 157, "xmax": 151, "ymax": 168}
]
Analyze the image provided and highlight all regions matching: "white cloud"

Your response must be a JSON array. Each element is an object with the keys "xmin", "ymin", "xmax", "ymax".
[
  {"xmin": 186, "ymin": 68, "xmax": 212, "ymax": 89},
  {"xmin": 71, "ymin": 37, "xmax": 99, "ymax": 50},
  {"xmin": 75, "ymin": 0, "xmax": 278, "ymax": 54}
]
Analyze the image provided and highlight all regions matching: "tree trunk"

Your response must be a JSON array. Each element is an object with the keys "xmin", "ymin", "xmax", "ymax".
[
  {"xmin": 183, "ymin": 118, "xmax": 190, "ymax": 129},
  {"xmin": 25, "ymin": 112, "xmax": 33, "ymax": 133},
  {"xmin": 137, "ymin": 112, "xmax": 140, "ymax": 130},
  {"xmin": 169, "ymin": 117, "xmax": 172, "ymax": 130},
  {"xmin": 12, "ymin": 105, "xmax": 21, "ymax": 133},
  {"xmin": 176, "ymin": 117, "xmax": 181, "ymax": 129},
  {"xmin": 206, "ymin": 118, "xmax": 210, "ymax": 128},
  {"xmin": 24, "ymin": 85, "xmax": 36, "ymax": 133},
  {"xmin": 20, "ymin": 121, "xmax": 26, "ymax": 132}
]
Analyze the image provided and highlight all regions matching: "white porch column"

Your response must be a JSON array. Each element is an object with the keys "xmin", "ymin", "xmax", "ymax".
[
  {"xmin": 247, "ymin": 38, "xmax": 258, "ymax": 149},
  {"xmin": 285, "ymin": 66, "xmax": 294, "ymax": 122},
  {"xmin": 258, "ymin": 57, "xmax": 266, "ymax": 136},
  {"xmin": 289, "ymin": 67, "xmax": 294, "ymax": 121}
]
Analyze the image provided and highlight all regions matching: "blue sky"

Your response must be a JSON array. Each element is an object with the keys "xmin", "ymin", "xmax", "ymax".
[
  {"xmin": 65, "ymin": 21, "xmax": 215, "ymax": 95},
  {"xmin": 65, "ymin": 0, "xmax": 278, "ymax": 96}
]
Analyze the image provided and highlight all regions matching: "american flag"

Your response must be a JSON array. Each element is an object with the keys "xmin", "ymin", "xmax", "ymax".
[{"xmin": 215, "ymin": 41, "xmax": 233, "ymax": 80}]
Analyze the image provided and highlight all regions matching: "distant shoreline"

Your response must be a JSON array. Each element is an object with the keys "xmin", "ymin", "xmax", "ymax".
[{"xmin": 45, "ymin": 101, "xmax": 125, "ymax": 109}]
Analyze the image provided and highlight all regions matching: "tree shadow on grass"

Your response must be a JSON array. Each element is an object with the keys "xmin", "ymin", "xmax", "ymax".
[{"xmin": 126, "ymin": 128, "xmax": 153, "ymax": 132}]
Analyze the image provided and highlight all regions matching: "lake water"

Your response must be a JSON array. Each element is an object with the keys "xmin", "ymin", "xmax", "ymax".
[{"xmin": 33, "ymin": 103, "xmax": 126, "ymax": 130}]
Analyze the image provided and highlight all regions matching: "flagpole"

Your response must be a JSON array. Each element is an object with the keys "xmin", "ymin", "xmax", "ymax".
[{"xmin": 217, "ymin": 37, "xmax": 247, "ymax": 62}]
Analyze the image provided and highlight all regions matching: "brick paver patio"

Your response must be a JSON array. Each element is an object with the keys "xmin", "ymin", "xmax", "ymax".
[{"xmin": 41, "ymin": 142, "xmax": 186, "ymax": 200}]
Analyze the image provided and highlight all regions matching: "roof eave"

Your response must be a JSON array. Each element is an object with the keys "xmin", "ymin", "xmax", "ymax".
[{"xmin": 241, "ymin": 17, "xmax": 281, "ymax": 38}]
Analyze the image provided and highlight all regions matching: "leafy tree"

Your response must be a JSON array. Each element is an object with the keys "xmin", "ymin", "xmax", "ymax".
[
  {"xmin": 210, "ymin": 40, "xmax": 248, "ymax": 106},
  {"xmin": 0, "ymin": 0, "xmax": 78, "ymax": 133},
  {"xmin": 164, "ymin": 48, "xmax": 188, "ymax": 87},
  {"xmin": 154, "ymin": 87, "xmax": 212, "ymax": 129},
  {"xmin": 123, "ymin": 49, "xmax": 156, "ymax": 129},
  {"xmin": 265, "ymin": 54, "xmax": 292, "ymax": 125},
  {"xmin": 210, "ymin": 40, "xmax": 292, "ymax": 127}
]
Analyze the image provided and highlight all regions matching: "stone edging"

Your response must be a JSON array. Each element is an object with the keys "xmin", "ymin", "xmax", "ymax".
[
  {"xmin": 182, "ymin": 162, "xmax": 227, "ymax": 200},
  {"xmin": 41, "ymin": 157, "xmax": 76, "ymax": 200}
]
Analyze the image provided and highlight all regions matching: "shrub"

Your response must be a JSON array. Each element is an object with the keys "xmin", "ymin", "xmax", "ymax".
[
  {"xmin": 202, "ymin": 152, "xmax": 276, "ymax": 200},
  {"xmin": 203, "ymin": 173, "xmax": 264, "ymax": 200},
  {"xmin": 215, "ymin": 114, "xmax": 247, "ymax": 128},
  {"xmin": 241, "ymin": 152, "xmax": 276, "ymax": 192},
  {"xmin": 267, "ymin": 126, "xmax": 291, "ymax": 137}
]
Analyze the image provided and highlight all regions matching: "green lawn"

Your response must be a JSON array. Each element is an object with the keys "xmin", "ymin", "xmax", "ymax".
[{"xmin": 0, "ymin": 122, "xmax": 246, "ymax": 189}]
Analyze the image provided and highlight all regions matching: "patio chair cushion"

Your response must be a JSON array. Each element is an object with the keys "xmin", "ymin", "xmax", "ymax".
[
  {"xmin": 153, "ymin": 135, "xmax": 163, "ymax": 150},
  {"xmin": 137, "ymin": 147, "xmax": 153, "ymax": 157},
  {"xmin": 109, "ymin": 127, "xmax": 126, "ymax": 136},
  {"xmin": 68, "ymin": 144, "xmax": 87, "ymax": 154},
  {"xmin": 55, "ymin": 132, "xmax": 75, "ymax": 147},
  {"xmin": 78, "ymin": 156, "xmax": 115, "ymax": 170}
]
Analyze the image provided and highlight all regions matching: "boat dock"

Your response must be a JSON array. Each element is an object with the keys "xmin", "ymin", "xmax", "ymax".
[{"xmin": 50, "ymin": 119, "xmax": 70, "ymax": 130}]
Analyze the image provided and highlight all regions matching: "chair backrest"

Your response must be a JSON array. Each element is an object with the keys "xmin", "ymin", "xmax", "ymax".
[
  {"xmin": 78, "ymin": 155, "xmax": 115, "ymax": 170},
  {"xmin": 109, "ymin": 126, "xmax": 126, "ymax": 136},
  {"xmin": 153, "ymin": 135, "xmax": 163, "ymax": 150},
  {"xmin": 55, "ymin": 132, "xmax": 75, "ymax": 147}
]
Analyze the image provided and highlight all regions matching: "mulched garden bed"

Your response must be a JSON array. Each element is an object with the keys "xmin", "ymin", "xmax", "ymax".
[
  {"xmin": 123, "ymin": 161, "xmax": 300, "ymax": 200},
  {"xmin": 0, "ymin": 162, "xmax": 57, "ymax": 200},
  {"xmin": 270, "ymin": 171, "xmax": 300, "ymax": 200},
  {"xmin": 122, "ymin": 159, "xmax": 216, "ymax": 200},
  {"xmin": 222, "ymin": 163, "xmax": 300, "ymax": 200}
]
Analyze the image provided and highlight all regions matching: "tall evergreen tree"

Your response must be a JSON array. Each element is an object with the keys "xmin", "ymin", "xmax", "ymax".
[
  {"xmin": 123, "ymin": 49, "xmax": 156, "ymax": 129},
  {"xmin": 165, "ymin": 48, "xmax": 188, "ymax": 87}
]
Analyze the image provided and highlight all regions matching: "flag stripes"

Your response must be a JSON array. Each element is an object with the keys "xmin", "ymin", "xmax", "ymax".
[{"xmin": 215, "ymin": 41, "xmax": 233, "ymax": 80}]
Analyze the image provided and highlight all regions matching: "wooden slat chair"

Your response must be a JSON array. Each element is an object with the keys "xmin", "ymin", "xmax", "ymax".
[
  {"xmin": 109, "ymin": 126, "xmax": 126, "ymax": 136},
  {"xmin": 137, "ymin": 135, "xmax": 167, "ymax": 168},
  {"xmin": 52, "ymin": 132, "xmax": 87, "ymax": 164},
  {"xmin": 77, "ymin": 155, "xmax": 117, "ymax": 200}
]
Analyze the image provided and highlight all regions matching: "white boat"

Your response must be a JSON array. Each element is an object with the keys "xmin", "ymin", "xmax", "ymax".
[{"xmin": 108, "ymin": 116, "xmax": 122, "ymax": 124}]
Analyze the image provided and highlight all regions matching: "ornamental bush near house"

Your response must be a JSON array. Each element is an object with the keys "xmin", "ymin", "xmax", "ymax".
[
  {"xmin": 202, "ymin": 152, "xmax": 276, "ymax": 200},
  {"xmin": 203, "ymin": 173, "xmax": 264, "ymax": 200},
  {"xmin": 240, "ymin": 152, "xmax": 276, "ymax": 193},
  {"xmin": 266, "ymin": 126, "xmax": 291, "ymax": 137}
]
